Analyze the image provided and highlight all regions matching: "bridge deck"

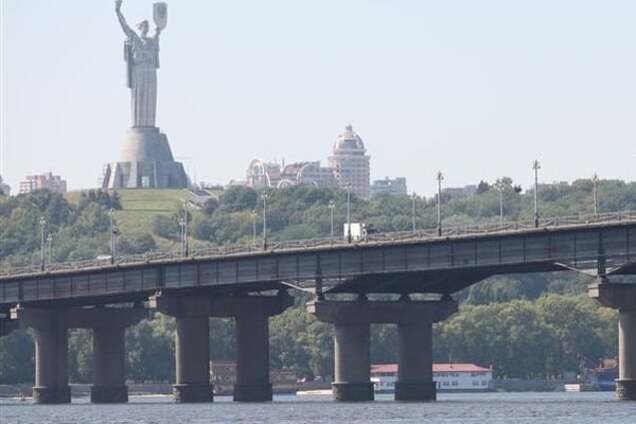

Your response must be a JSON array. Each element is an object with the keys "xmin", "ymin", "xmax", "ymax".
[{"xmin": 1, "ymin": 215, "xmax": 635, "ymax": 308}]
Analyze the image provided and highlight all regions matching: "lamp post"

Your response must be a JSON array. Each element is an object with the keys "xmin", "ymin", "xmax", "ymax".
[
  {"xmin": 39, "ymin": 217, "xmax": 46, "ymax": 271},
  {"xmin": 262, "ymin": 192, "xmax": 269, "ymax": 250},
  {"xmin": 533, "ymin": 160, "xmax": 541, "ymax": 228},
  {"xmin": 109, "ymin": 208, "xmax": 117, "ymax": 265},
  {"xmin": 592, "ymin": 173, "xmax": 599, "ymax": 217},
  {"xmin": 181, "ymin": 201, "xmax": 189, "ymax": 257},
  {"xmin": 328, "ymin": 201, "xmax": 335, "ymax": 239},
  {"xmin": 346, "ymin": 185, "xmax": 352, "ymax": 243},
  {"xmin": 495, "ymin": 181, "xmax": 505, "ymax": 226},
  {"xmin": 47, "ymin": 234, "xmax": 53, "ymax": 265},
  {"xmin": 251, "ymin": 210, "xmax": 258, "ymax": 246},
  {"xmin": 436, "ymin": 172, "xmax": 444, "ymax": 236},
  {"xmin": 411, "ymin": 192, "xmax": 417, "ymax": 234}
]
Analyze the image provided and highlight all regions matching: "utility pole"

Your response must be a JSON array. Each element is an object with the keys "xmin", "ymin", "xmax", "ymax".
[
  {"xmin": 495, "ymin": 180, "xmax": 505, "ymax": 226},
  {"xmin": 47, "ymin": 234, "xmax": 53, "ymax": 265},
  {"xmin": 109, "ymin": 208, "xmax": 117, "ymax": 265},
  {"xmin": 411, "ymin": 192, "xmax": 417, "ymax": 234},
  {"xmin": 328, "ymin": 201, "xmax": 335, "ymax": 239},
  {"xmin": 533, "ymin": 160, "xmax": 541, "ymax": 228},
  {"xmin": 346, "ymin": 185, "xmax": 352, "ymax": 243},
  {"xmin": 592, "ymin": 173, "xmax": 599, "ymax": 217},
  {"xmin": 436, "ymin": 172, "xmax": 444, "ymax": 236},
  {"xmin": 39, "ymin": 217, "xmax": 46, "ymax": 271},
  {"xmin": 182, "ymin": 200, "xmax": 189, "ymax": 257},
  {"xmin": 252, "ymin": 211, "xmax": 257, "ymax": 246},
  {"xmin": 262, "ymin": 192, "xmax": 269, "ymax": 250}
]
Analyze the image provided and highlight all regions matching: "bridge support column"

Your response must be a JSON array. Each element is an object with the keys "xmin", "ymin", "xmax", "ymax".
[
  {"xmin": 64, "ymin": 306, "xmax": 147, "ymax": 403},
  {"xmin": 395, "ymin": 320, "xmax": 435, "ymax": 401},
  {"xmin": 150, "ymin": 296, "xmax": 213, "ymax": 403},
  {"xmin": 333, "ymin": 322, "xmax": 373, "ymax": 401},
  {"xmin": 308, "ymin": 297, "xmax": 457, "ymax": 402},
  {"xmin": 234, "ymin": 315, "xmax": 273, "ymax": 401},
  {"xmin": 10, "ymin": 307, "xmax": 70, "ymax": 404},
  {"xmin": 210, "ymin": 291, "xmax": 293, "ymax": 402},
  {"xmin": 589, "ymin": 282, "xmax": 636, "ymax": 400}
]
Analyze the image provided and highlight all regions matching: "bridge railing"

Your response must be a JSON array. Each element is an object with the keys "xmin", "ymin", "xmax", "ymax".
[{"xmin": 1, "ymin": 209, "xmax": 635, "ymax": 278}]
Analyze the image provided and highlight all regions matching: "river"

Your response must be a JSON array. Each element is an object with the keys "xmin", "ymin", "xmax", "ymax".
[{"xmin": 1, "ymin": 392, "xmax": 636, "ymax": 424}]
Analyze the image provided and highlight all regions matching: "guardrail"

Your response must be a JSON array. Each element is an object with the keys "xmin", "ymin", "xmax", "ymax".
[{"xmin": 1, "ymin": 210, "xmax": 635, "ymax": 278}]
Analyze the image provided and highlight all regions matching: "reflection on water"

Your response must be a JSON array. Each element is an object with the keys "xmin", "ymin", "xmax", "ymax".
[{"xmin": 1, "ymin": 392, "xmax": 636, "ymax": 424}]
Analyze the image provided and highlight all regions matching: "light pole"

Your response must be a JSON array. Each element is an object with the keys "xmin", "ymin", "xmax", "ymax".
[
  {"xmin": 411, "ymin": 192, "xmax": 417, "ymax": 234},
  {"xmin": 262, "ymin": 192, "xmax": 269, "ymax": 250},
  {"xmin": 592, "ymin": 173, "xmax": 599, "ymax": 217},
  {"xmin": 495, "ymin": 181, "xmax": 505, "ymax": 226},
  {"xmin": 47, "ymin": 234, "xmax": 53, "ymax": 265},
  {"xmin": 39, "ymin": 217, "xmax": 46, "ymax": 271},
  {"xmin": 533, "ymin": 160, "xmax": 541, "ymax": 228},
  {"xmin": 328, "ymin": 201, "xmax": 335, "ymax": 239},
  {"xmin": 181, "ymin": 201, "xmax": 189, "ymax": 257},
  {"xmin": 436, "ymin": 172, "xmax": 444, "ymax": 236},
  {"xmin": 109, "ymin": 208, "xmax": 117, "ymax": 265},
  {"xmin": 252, "ymin": 211, "xmax": 258, "ymax": 246},
  {"xmin": 346, "ymin": 185, "xmax": 352, "ymax": 243}
]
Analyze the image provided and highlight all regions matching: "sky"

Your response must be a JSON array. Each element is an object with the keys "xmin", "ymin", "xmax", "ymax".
[{"xmin": 1, "ymin": 0, "xmax": 635, "ymax": 196}]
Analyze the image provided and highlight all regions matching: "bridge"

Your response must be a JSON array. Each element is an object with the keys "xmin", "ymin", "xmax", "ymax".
[{"xmin": 1, "ymin": 211, "xmax": 636, "ymax": 403}]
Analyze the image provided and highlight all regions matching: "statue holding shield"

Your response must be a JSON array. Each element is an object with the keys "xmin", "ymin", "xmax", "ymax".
[{"xmin": 115, "ymin": 0, "xmax": 167, "ymax": 128}]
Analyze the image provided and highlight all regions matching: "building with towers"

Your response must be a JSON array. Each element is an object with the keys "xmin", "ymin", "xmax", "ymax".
[
  {"xmin": 244, "ymin": 124, "xmax": 372, "ymax": 199},
  {"xmin": 328, "ymin": 124, "xmax": 371, "ymax": 199}
]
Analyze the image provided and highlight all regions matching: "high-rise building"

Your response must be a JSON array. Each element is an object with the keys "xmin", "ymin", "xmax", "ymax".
[
  {"xmin": 19, "ymin": 172, "xmax": 67, "ymax": 195},
  {"xmin": 328, "ymin": 125, "xmax": 371, "ymax": 199},
  {"xmin": 371, "ymin": 177, "xmax": 408, "ymax": 197}
]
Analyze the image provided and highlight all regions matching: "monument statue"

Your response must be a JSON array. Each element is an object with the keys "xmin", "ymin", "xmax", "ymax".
[
  {"xmin": 115, "ymin": 0, "xmax": 164, "ymax": 127},
  {"xmin": 102, "ymin": 0, "xmax": 188, "ymax": 189}
]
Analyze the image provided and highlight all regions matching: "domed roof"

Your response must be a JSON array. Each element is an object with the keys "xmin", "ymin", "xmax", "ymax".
[{"xmin": 333, "ymin": 124, "xmax": 365, "ymax": 153}]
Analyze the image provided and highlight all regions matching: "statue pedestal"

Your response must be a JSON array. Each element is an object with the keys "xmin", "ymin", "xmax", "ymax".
[{"xmin": 102, "ymin": 127, "xmax": 188, "ymax": 189}]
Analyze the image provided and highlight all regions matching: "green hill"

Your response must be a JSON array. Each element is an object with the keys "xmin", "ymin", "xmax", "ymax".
[{"xmin": 65, "ymin": 189, "xmax": 194, "ymax": 249}]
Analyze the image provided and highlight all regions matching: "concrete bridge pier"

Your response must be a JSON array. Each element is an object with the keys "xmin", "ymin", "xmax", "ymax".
[
  {"xmin": 333, "ymin": 321, "xmax": 373, "ymax": 401},
  {"xmin": 210, "ymin": 291, "xmax": 294, "ymax": 402},
  {"xmin": 65, "ymin": 307, "xmax": 147, "ymax": 403},
  {"xmin": 589, "ymin": 282, "xmax": 636, "ymax": 400},
  {"xmin": 308, "ymin": 297, "xmax": 457, "ymax": 402},
  {"xmin": 151, "ymin": 291, "xmax": 293, "ymax": 403},
  {"xmin": 396, "ymin": 320, "xmax": 434, "ymax": 401},
  {"xmin": 10, "ymin": 307, "xmax": 70, "ymax": 404},
  {"xmin": 150, "ymin": 296, "xmax": 213, "ymax": 403}
]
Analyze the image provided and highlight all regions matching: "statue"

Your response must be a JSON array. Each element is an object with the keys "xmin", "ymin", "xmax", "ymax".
[
  {"xmin": 115, "ymin": 0, "xmax": 167, "ymax": 128},
  {"xmin": 102, "ymin": 1, "xmax": 188, "ymax": 190}
]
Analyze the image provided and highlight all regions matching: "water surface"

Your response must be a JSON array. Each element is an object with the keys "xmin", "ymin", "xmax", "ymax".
[{"xmin": 1, "ymin": 392, "xmax": 635, "ymax": 424}]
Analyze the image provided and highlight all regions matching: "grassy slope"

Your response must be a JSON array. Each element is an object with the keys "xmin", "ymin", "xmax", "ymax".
[{"xmin": 65, "ymin": 189, "xmax": 194, "ymax": 250}]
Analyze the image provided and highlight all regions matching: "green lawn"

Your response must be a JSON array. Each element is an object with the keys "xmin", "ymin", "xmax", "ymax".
[{"xmin": 65, "ymin": 189, "xmax": 195, "ymax": 250}]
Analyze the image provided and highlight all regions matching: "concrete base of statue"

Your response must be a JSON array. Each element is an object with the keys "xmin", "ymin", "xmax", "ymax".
[{"xmin": 102, "ymin": 126, "xmax": 188, "ymax": 189}]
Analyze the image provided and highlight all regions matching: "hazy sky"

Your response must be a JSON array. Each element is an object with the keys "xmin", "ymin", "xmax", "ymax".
[{"xmin": 1, "ymin": 0, "xmax": 635, "ymax": 196}]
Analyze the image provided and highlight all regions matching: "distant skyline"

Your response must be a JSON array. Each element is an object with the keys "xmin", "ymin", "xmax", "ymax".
[{"xmin": 1, "ymin": 0, "xmax": 635, "ymax": 197}]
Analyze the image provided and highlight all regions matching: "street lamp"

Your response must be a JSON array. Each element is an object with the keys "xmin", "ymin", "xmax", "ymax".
[
  {"xmin": 346, "ymin": 184, "xmax": 352, "ymax": 243},
  {"xmin": 411, "ymin": 192, "xmax": 417, "ymax": 234},
  {"xmin": 592, "ymin": 173, "xmax": 599, "ymax": 217},
  {"xmin": 532, "ymin": 160, "xmax": 541, "ymax": 228},
  {"xmin": 47, "ymin": 234, "xmax": 53, "ymax": 265},
  {"xmin": 436, "ymin": 172, "xmax": 444, "ymax": 236},
  {"xmin": 262, "ymin": 192, "xmax": 269, "ymax": 250},
  {"xmin": 109, "ymin": 208, "xmax": 118, "ymax": 264},
  {"xmin": 39, "ymin": 217, "xmax": 46, "ymax": 271},
  {"xmin": 251, "ymin": 210, "xmax": 258, "ymax": 246},
  {"xmin": 494, "ymin": 181, "xmax": 505, "ymax": 226},
  {"xmin": 328, "ymin": 201, "xmax": 335, "ymax": 239},
  {"xmin": 181, "ymin": 201, "xmax": 189, "ymax": 257}
]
